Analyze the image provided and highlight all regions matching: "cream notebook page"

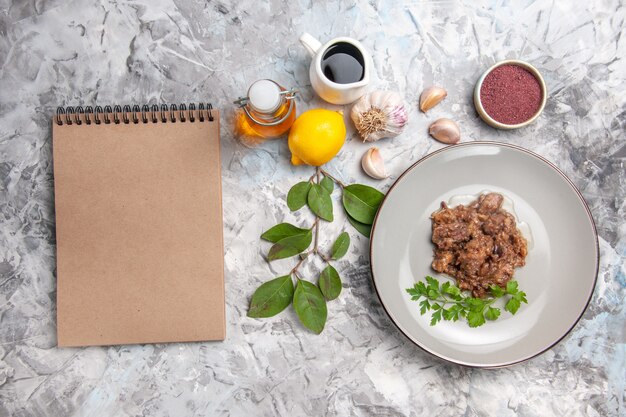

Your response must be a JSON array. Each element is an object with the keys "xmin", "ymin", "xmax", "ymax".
[{"xmin": 53, "ymin": 106, "xmax": 224, "ymax": 346}]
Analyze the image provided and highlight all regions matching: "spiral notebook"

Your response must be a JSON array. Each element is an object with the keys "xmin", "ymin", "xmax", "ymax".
[{"xmin": 52, "ymin": 103, "xmax": 225, "ymax": 347}]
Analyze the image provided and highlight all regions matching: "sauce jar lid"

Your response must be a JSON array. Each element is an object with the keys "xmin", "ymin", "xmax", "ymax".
[{"xmin": 247, "ymin": 79, "xmax": 281, "ymax": 114}]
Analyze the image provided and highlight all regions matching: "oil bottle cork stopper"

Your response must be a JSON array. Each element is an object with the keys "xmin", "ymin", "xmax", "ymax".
[{"xmin": 248, "ymin": 79, "xmax": 281, "ymax": 114}]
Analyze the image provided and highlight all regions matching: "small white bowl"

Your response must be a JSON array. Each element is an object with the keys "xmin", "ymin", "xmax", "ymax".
[{"xmin": 474, "ymin": 60, "xmax": 547, "ymax": 130}]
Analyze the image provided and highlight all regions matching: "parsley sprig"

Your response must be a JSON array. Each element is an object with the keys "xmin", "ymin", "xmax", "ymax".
[{"xmin": 406, "ymin": 277, "xmax": 528, "ymax": 327}]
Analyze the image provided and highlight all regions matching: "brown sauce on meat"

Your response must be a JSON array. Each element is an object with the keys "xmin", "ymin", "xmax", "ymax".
[{"xmin": 431, "ymin": 193, "xmax": 528, "ymax": 298}]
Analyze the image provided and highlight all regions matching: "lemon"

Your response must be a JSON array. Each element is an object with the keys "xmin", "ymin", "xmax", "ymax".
[{"xmin": 288, "ymin": 109, "xmax": 346, "ymax": 166}]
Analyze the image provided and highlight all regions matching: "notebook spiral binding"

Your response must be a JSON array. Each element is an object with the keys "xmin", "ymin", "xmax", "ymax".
[{"xmin": 55, "ymin": 103, "xmax": 214, "ymax": 126}]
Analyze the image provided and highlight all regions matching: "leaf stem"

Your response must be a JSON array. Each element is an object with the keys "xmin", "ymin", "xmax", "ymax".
[
  {"xmin": 288, "ymin": 167, "xmax": 332, "ymax": 283},
  {"xmin": 290, "ymin": 253, "xmax": 309, "ymax": 275},
  {"xmin": 314, "ymin": 217, "xmax": 320, "ymax": 254},
  {"xmin": 426, "ymin": 293, "xmax": 498, "ymax": 310},
  {"xmin": 319, "ymin": 168, "xmax": 345, "ymax": 188},
  {"xmin": 309, "ymin": 217, "xmax": 319, "ymax": 231},
  {"xmin": 427, "ymin": 296, "xmax": 455, "ymax": 306}
]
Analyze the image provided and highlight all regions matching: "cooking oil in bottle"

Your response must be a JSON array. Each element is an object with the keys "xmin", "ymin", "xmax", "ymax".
[{"xmin": 234, "ymin": 79, "xmax": 298, "ymax": 146}]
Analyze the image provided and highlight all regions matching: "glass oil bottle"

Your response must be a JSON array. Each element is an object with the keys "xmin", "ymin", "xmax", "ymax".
[{"xmin": 234, "ymin": 79, "xmax": 298, "ymax": 146}]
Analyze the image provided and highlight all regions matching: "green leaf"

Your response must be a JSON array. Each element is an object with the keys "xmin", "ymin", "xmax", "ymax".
[
  {"xmin": 287, "ymin": 181, "xmax": 311, "ymax": 211},
  {"xmin": 505, "ymin": 297, "xmax": 522, "ymax": 315},
  {"xmin": 321, "ymin": 176, "xmax": 334, "ymax": 194},
  {"xmin": 506, "ymin": 280, "xmax": 519, "ymax": 294},
  {"xmin": 485, "ymin": 307, "xmax": 501, "ymax": 320},
  {"xmin": 347, "ymin": 214, "xmax": 372, "ymax": 238},
  {"xmin": 449, "ymin": 304, "xmax": 463, "ymax": 320},
  {"xmin": 467, "ymin": 310, "xmax": 486, "ymax": 327},
  {"xmin": 293, "ymin": 279, "xmax": 327, "ymax": 334},
  {"xmin": 419, "ymin": 299, "xmax": 430, "ymax": 314},
  {"xmin": 443, "ymin": 306, "xmax": 461, "ymax": 321},
  {"xmin": 465, "ymin": 297, "xmax": 485, "ymax": 312},
  {"xmin": 247, "ymin": 276, "xmax": 294, "ymax": 318},
  {"xmin": 425, "ymin": 278, "xmax": 440, "ymax": 299},
  {"xmin": 308, "ymin": 184, "xmax": 333, "ymax": 221},
  {"xmin": 415, "ymin": 282, "xmax": 428, "ymax": 295},
  {"xmin": 490, "ymin": 285, "xmax": 505, "ymax": 298},
  {"xmin": 444, "ymin": 283, "xmax": 461, "ymax": 297},
  {"xmin": 425, "ymin": 276, "xmax": 440, "ymax": 291},
  {"xmin": 267, "ymin": 230, "xmax": 312, "ymax": 261},
  {"xmin": 261, "ymin": 223, "xmax": 310, "ymax": 243},
  {"xmin": 331, "ymin": 232, "xmax": 350, "ymax": 260},
  {"xmin": 514, "ymin": 291, "xmax": 528, "ymax": 304},
  {"xmin": 267, "ymin": 245, "xmax": 300, "ymax": 261},
  {"xmin": 430, "ymin": 309, "xmax": 442, "ymax": 326},
  {"xmin": 319, "ymin": 265, "xmax": 342, "ymax": 300},
  {"xmin": 342, "ymin": 184, "xmax": 385, "ymax": 225}
]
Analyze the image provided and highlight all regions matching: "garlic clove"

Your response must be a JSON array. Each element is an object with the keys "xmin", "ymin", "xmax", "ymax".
[
  {"xmin": 419, "ymin": 86, "xmax": 447, "ymax": 112},
  {"xmin": 429, "ymin": 118, "xmax": 460, "ymax": 144},
  {"xmin": 361, "ymin": 147, "xmax": 388, "ymax": 180}
]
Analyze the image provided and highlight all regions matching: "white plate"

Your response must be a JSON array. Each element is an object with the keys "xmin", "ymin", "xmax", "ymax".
[{"xmin": 370, "ymin": 142, "xmax": 598, "ymax": 368}]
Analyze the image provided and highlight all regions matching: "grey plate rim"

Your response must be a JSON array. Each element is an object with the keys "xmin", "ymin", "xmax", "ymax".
[{"xmin": 368, "ymin": 141, "xmax": 599, "ymax": 368}]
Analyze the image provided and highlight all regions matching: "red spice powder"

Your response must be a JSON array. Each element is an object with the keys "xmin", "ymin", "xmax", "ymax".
[{"xmin": 480, "ymin": 64, "xmax": 543, "ymax": 125}]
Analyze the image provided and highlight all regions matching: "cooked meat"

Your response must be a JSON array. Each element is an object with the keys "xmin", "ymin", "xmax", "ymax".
[
  {"xmin": 431, "ymin": 193, "xmax": 528, "ymax": 298},
  {"xmin": 476, "ymin": 192, "xmax": 503, "ymax": 214}
]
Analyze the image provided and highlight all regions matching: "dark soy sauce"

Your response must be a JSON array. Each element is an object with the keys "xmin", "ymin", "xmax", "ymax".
[{"xmin": 321, "ymin": 42, "xmax": 365, "ymax": 84}]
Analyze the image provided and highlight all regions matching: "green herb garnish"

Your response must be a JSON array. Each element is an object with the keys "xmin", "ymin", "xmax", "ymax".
[{"xmin": 406, "ymin": 277, "xmax": 528, "ymax": 327}]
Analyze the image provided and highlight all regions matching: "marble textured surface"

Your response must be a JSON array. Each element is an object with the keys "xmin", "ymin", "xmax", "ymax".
[{"xmin": 0, "ymin": 0, "xmax": 624, "ymax": 415}]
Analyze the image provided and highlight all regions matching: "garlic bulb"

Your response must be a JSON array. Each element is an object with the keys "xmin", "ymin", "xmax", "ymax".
[
  {"xmin": 361, "ymin": 147, "xmax": 388, "ymax": 180},
  {"xmin": 351, "ymin": 91, "xmax": 408, "ymax": 142}
]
